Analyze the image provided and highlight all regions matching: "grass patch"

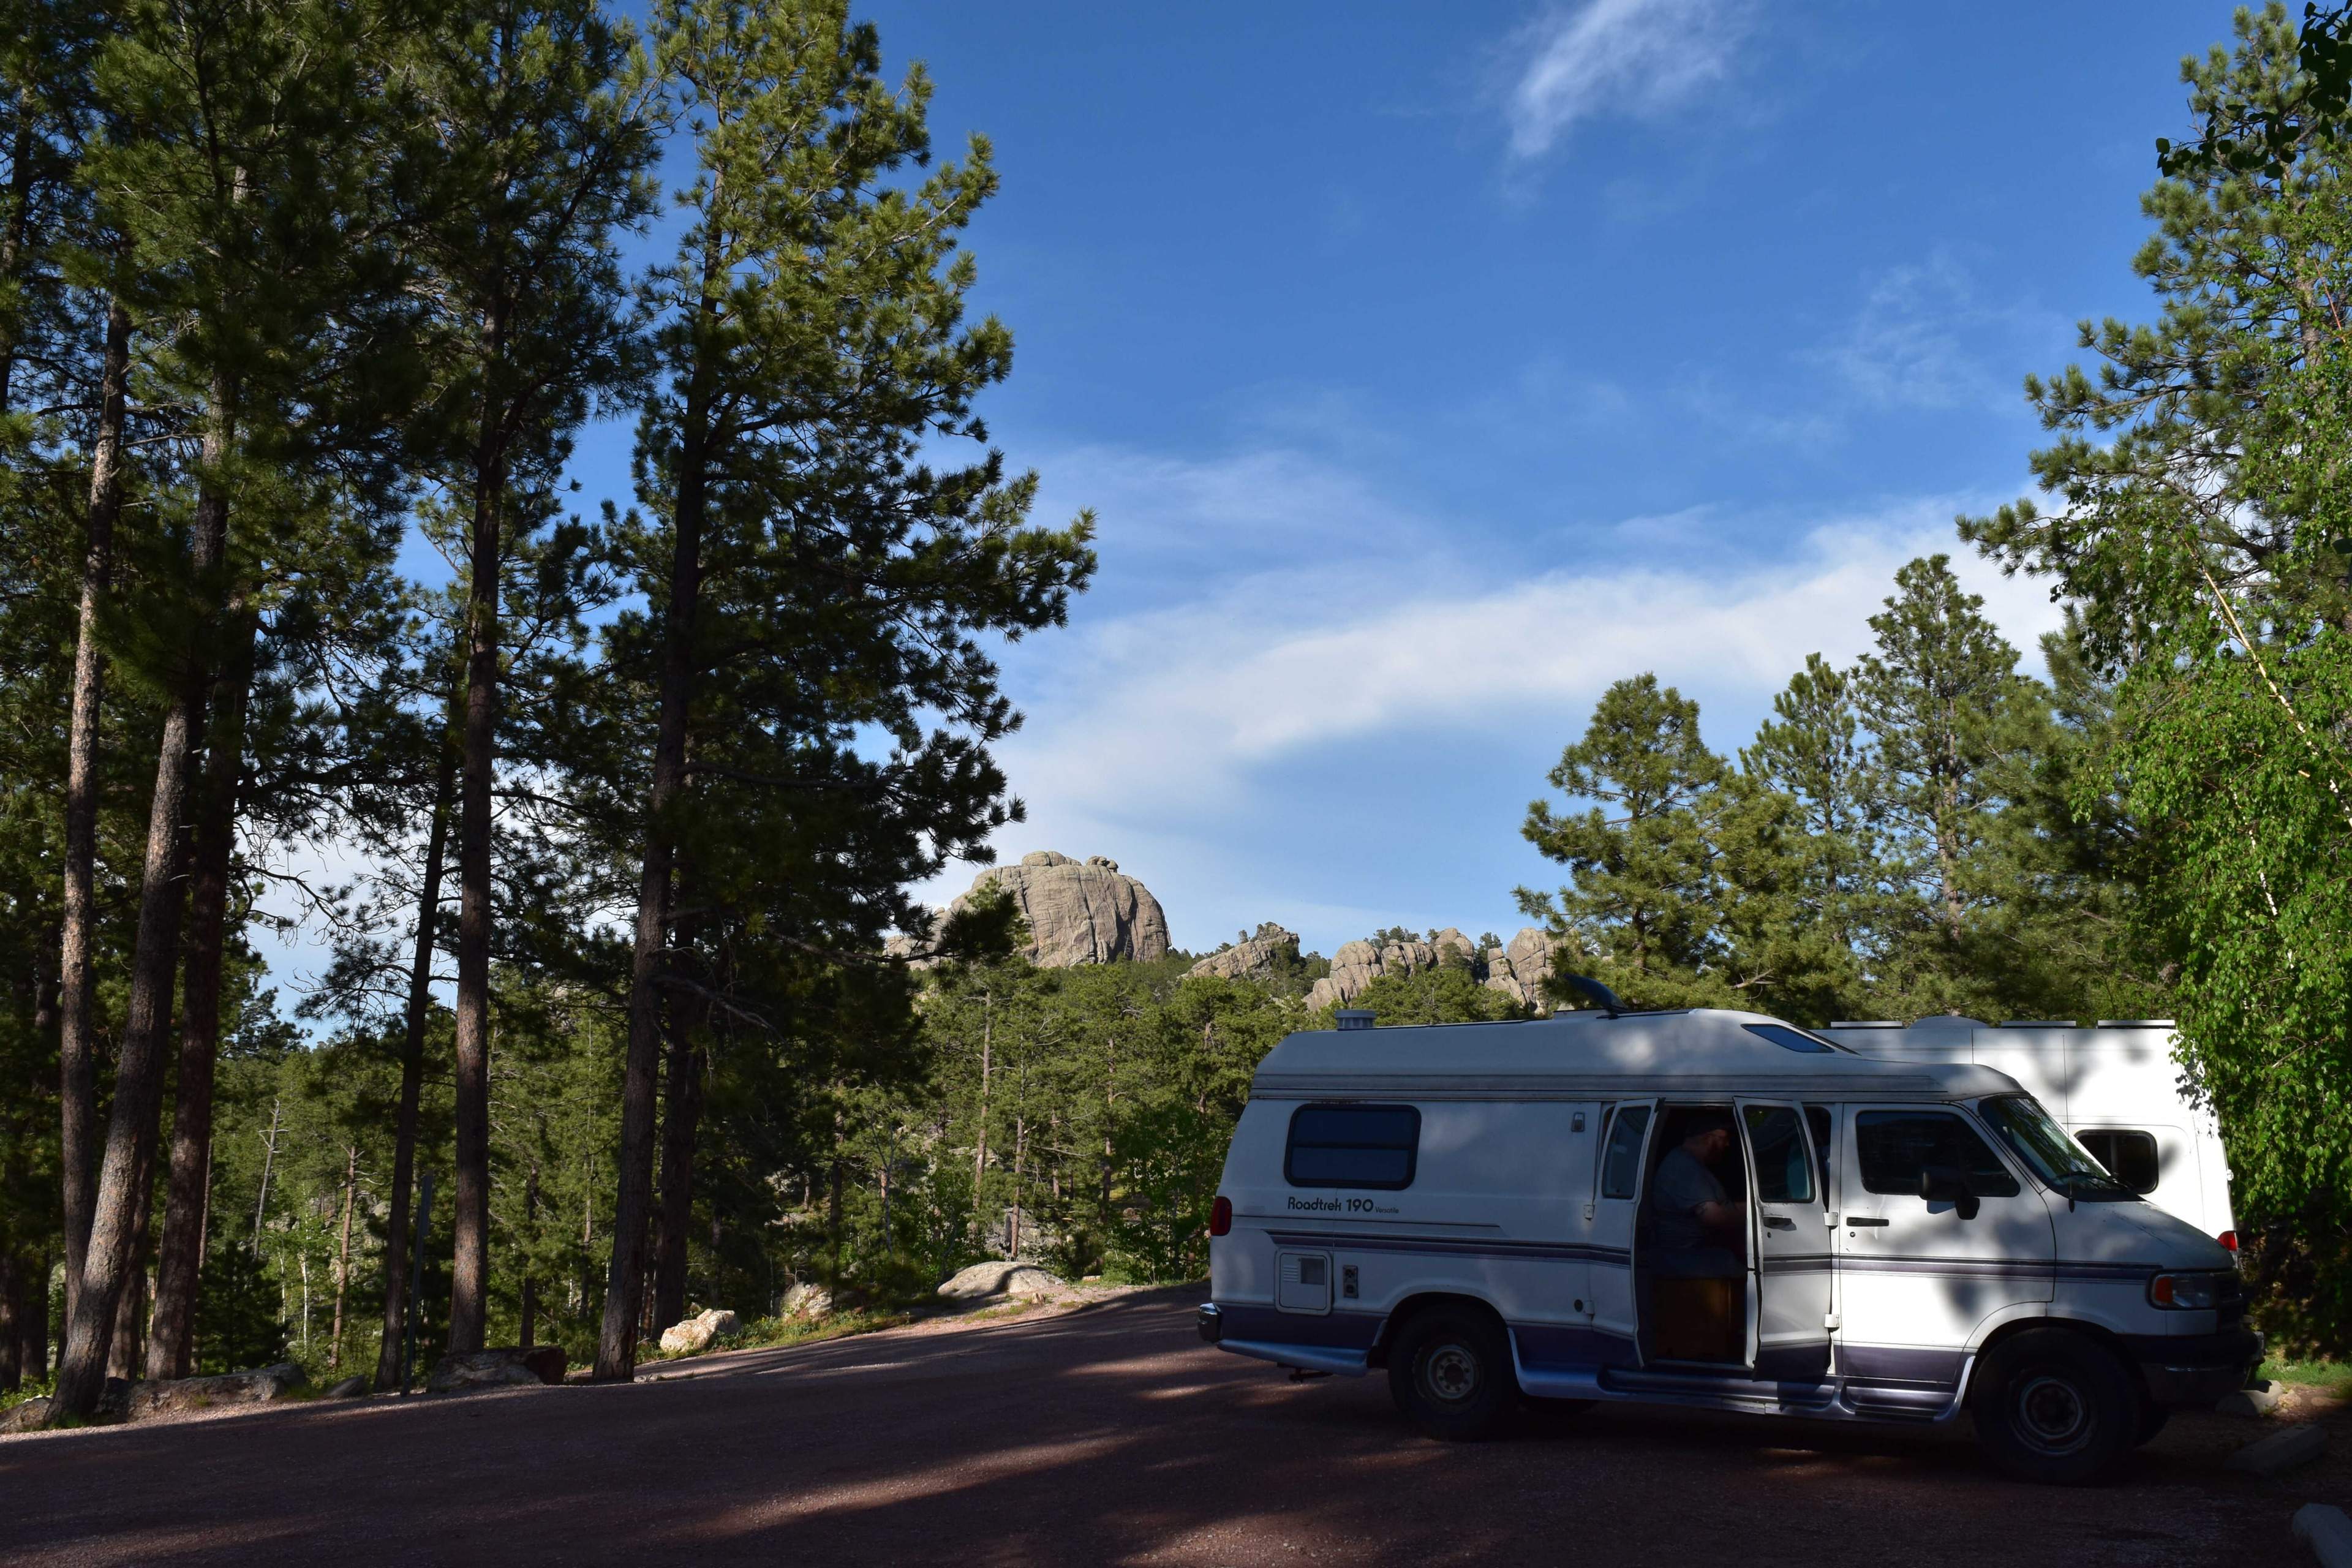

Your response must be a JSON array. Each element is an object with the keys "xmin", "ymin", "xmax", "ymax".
[
  {"xmin": 641, "ymin": 1307, "xmax": 911, "ymax": 1365},
  {"xmin": 2260, "ymin": 1356, "xmax": 2352, "ymax": 1397},
  {"xmin": 0, "ymin": 1378, "xmax": 53, "ymax": 1414}
]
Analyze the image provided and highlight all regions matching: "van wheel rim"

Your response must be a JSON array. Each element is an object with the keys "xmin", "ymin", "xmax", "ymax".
[
  {"xmin": 1424, "ymin": 1343, "xmax": 1479, "ymax": 1403},
  {"xmin": 2012, "ymin": 1373, "xmax": 2092, "ymax": 1452}
]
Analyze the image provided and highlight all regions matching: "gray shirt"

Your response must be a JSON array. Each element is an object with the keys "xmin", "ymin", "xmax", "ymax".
[{"xmin": 1651, "ymin": 1145, "xmax": 1728, "ymax": 1254}]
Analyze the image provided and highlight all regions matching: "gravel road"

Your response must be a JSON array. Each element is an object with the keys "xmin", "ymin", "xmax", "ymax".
[{"xmin": 3, "ymin": 1286, "xmax": 2345, "ymax": 1566}]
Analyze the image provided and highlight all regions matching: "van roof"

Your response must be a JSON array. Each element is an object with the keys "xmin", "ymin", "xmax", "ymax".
[{"xmin": 1251, "ymin": 1007, "xmax": 2021, "ymax": 1103}]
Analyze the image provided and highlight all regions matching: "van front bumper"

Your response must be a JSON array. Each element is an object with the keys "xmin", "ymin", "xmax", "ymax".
[{"xmin": 2124, "ymin": 1325, "xmax": 2264, "ymax": 1406}]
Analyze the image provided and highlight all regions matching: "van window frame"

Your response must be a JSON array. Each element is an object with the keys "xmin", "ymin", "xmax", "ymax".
[
  {"xmin": 2075, "ymin": 1127, "xmax": 2161, "ymax": 1194},
  {"xmin": 1283, "ymin": 1102, "xmax": 1422, "ymax": 1191},
  {"xmin": 1852, "ymin": 1106, "xmax": 2023, "ymax": 1199}
]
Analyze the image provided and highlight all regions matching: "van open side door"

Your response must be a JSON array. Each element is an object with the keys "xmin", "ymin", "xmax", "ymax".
[
  {"xmin": 1586, "ymin": 1099, "xmax": 1659, "ymax": 1363},
  {"xmin": 1736, "ymin": 1100, "xmax": 1833, "ymax": 1384}
]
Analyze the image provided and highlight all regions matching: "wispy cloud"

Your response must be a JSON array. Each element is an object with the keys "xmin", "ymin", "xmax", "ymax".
[
  {"xmin": 1502, "ymin": 0, "xmax": 1755, "ymax": 159},
  {"xmin": 1813, "ymin": 252, "xmax": 2067, "ymax": 413}
]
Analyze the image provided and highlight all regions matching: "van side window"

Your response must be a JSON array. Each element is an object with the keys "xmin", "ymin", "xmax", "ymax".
[
  {"xmin": 2078, "ymin": 1129, "xmax": 2159, "ymax": 1193},
  {"xmin": 1284, "ymin": 1104, "xmax": 1420, "ymax": 1189},
  {"xmin": 1855, "ymin": 1110, "xmax": 2020, "ymax": 1197},
  {"xmin": 1600, "ymin": 1105, "xmax": 1650, "ymax": 1199},
  {"xmin": 1742, "ymin": 1105, "xmax": 1814, "ymax": 1202}
]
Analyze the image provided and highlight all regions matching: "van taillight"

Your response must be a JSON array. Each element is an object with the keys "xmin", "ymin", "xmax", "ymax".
[
  {"xmin": 2218, "ymin": 1229, "xmax": 2239, "ymax": 1251},
  {"xmin": 1210, "ymin": 1196, "xmax": 1232, "ymax": 1237}
]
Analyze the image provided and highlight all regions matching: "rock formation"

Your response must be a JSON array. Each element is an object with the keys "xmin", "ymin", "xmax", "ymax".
[
  {"xmin": 938, "ymin": 851, "xmax": 1171, "ymax": 968},
  {"xmin": 1304, "ymin": 925, "xmax": 1572, "ymax": 1013},
  {"xmin": 1186, "ymin": 922, "xmax": 1300, "ymax": 982}
]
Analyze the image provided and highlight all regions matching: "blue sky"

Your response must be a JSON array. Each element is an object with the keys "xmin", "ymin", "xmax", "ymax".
[{"xmin": 266, "ymin": 1, "xmax": 2253, "ymax": 992}]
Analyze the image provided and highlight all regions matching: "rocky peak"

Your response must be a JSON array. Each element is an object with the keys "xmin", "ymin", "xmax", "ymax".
[
  {"xmin": 938, "ymin": 851, "xmax": 1171, "ymax": 968},
  {"xmin": 1185, "ymin": 922, "xmax": 1302, "ymax": 983},
  {"xmin": 1303, "ymin": 924, "xmax": 1571, "ymax": 1012}
]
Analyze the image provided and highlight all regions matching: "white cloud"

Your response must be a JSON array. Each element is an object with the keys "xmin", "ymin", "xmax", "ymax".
[
  {"xmin": 1503, "ymin": 0, "xmax": 1755, "ymax": 159},
  {"xmin": 924, "ymin": 453, "xmax": 2065, "ymax": 939}
]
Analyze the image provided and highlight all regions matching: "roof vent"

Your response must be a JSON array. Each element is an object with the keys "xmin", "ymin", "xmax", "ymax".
[
  {"xmin": 1335, "ymin": 1009, "xmax": 1375, "ymax": 1032},
  {"xmin": 2095, "ymin": 1019, "xmax": 2176, "ymax": 1028},
  {"xmin": 1910, "ymin": 1015, "xmax": 1988, "ymax": 1028},
  {"xmin": 1999, "ymin": 1020, "xmax": 2077, "ymax": 1028}
]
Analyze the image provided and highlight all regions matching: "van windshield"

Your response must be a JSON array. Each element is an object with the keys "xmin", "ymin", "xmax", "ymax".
[{"xmin": 1977, "ymin": 1096, "xmax": 2136, "ymax": 1202}]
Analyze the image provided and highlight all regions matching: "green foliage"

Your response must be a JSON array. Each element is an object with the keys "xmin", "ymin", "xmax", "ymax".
[{"xmin": 1961, "ymin": 4, "xmax": 2352, "ymax": 1349}]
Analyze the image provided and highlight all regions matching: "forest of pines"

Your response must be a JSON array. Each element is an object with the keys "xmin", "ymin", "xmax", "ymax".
[{"xmin": 2, "ymin": 1, "xmax": 2351, "ymax": 1424}]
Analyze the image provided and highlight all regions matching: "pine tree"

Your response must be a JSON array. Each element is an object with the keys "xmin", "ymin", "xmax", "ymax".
[
  {"xmin": 1848, "ymin": 555, "xmax": 2049, "ymax": 1017},
  {"xmin": 399, "ymin": 0, "xmax": 657, "ymax": 1356},
  {"xmin": 1517, "ymin": 674, "xmax": 1740, "ymax": 1008},
  {"xmin": 593, "ymin": 0, "xmax": 1094, "ymax": 1377}
]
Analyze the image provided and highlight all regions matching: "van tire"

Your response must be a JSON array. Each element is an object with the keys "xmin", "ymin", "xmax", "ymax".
[
  {"xmin": 1387, "ymin": 1306, "xmax": 1517, "ymax": 1441},
  {"xmin": 1970, "ymin": 1329, "xmax": 2141, "ymax": 1484}
]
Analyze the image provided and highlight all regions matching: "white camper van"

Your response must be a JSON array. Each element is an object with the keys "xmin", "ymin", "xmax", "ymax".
[
  {"xmin": 1197, "ymin": 1005, "xmax": 2257, "ymax": 1484},
  {"xmin": 1825, "ymin": 1017, "xmax": 2236, "ymax": 1245}
]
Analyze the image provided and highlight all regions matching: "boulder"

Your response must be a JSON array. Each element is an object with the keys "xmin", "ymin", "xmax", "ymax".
[
  {"xmin": 0, "ymin": 1396, "xmax": 51, "ymax": 1433},
  {"xmin": 1305, "ymin": 924, "xmax": 1572, "ymax": 1014},
  {"xmin": 320, "ymin": 1376, "xmax": 369, "ymax": 1400},
  {"xmin": 123, "ymin": 1362, "xmax": 307, "ymax": 1421},
  {"xmin": 937, "ymin": 1260, "xmax": 1065, "ymax": 1302},
  {"xmin": 517, "ymin": 1345, "xmax": 567, "ymax": 1385},
  {"xmin": 657, "ymin": 1308, "xmax": 742, "ymax": 1356},
  {"xmin": 426, "ymin": 1349, "xmax": 549, "ymax": 1393},
  {"xmin": 938, "ymin": 851, "xmax": 1171, "ymax": 968},
  {"xmin": 1187, "ymin": 922, "xmax": 1301, "ymax": 983},
  {"xmin": 779, "ymin": 1283, "xmax": 832, "ymax": 1319}
]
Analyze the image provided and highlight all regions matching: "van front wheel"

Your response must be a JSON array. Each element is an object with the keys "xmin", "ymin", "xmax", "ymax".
[
  {"xmin": 1970, "ymin": 1329, "xmax": 2140, "ymax": 1484},
  {"xmin": 1388, "ymin": 1306, "xmax": 1517, "ymax": 1441}
]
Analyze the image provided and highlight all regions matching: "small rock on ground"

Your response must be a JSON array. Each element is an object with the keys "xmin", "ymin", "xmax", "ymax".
[
  {"xmin": 428, "ymin": 1350, "xmax": 548, "ymax": 1394},
  {"xmin": 2226, "ymin": 1420, "xmax": 2327, "ymax": 1476}
]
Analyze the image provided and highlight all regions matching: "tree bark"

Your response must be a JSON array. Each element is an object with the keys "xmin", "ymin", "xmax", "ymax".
[
  {"xmin": 106, "ymin": 1152, "xmax": 153, "ymax": 1381},
  {"xmin": 53, "ymin": 368, "xmax": 233, "ymax": 1418},
  {"xmin": 328, "ymin": 1145, "xmax": 355, "ymax": 1368},
  {"xmin": 448, "ymin": 374, "xmax": 507, "ymax": 1355},
  {"xmin": 597, "ymin": 206, "xmax": 722, "ymax": 1382},
  {"xmin": 58, "ymin": 293, "xmax": 131, "ymax": 1329},
  {"xmin": 146, "ymin": 613, "xmax": 257, "ymax": 1379},
  {"xmin": 375, "ymin": 736, "xmax": 454, "ymax": 1392}
]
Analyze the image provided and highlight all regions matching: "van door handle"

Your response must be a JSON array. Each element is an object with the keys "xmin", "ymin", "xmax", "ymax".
[
  {"xmin": 1763, "ymin": 1216, "xmax": 1795, "ymax": 1230},
  {"xmin": 1845, "ymin": 1216, "xmax": 1890, "ymax": 1227}
]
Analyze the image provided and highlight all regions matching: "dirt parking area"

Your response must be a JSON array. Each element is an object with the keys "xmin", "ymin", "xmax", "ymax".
[{"xmin": 2, "ymin": 1286, "xmax": 2346, "ymax": 1566}]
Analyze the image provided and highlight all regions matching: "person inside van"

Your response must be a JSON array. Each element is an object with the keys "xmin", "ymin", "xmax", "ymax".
[{"xmin": 1650, "ymin": 1112, "xmax": 1745, "ymax": 1280}]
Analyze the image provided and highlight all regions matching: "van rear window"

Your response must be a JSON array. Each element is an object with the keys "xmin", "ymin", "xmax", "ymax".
[{"xmin": 1284, "ymin": 1104, "xmax": 1420, "ymax": 1189}]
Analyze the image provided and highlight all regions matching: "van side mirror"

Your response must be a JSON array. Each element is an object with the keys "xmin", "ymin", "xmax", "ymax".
[{"xmin": 1920, "ymin": 1164, "xmax": 1980, "ymax": 1220}]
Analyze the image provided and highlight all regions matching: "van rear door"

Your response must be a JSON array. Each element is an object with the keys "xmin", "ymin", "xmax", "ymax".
[{"xmin": 1737, "ymin": 1100, "xmax": 1833, "ymax": 1383}]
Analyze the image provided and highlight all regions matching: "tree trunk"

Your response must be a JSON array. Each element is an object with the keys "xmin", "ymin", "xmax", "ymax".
[
  {"xmin": 375, "ymin": 736, "xmax": 454, "ymax": 1392},
  {"xmin": 58, "ymin": 293, "xmax": 131, "ymax": 1330},
  {"xmin": 19, "ymin": 1249, "xmax": 49, "ymax": 1384},
  {"xmin": 0, "ymin": 1250, "xmax": 18, "ymax": 1393},
  {"xmin": 251, "ymin": 1096, "xmax": 281, "ymax": 1254},
  {"xmin": 518, "ymin": 1159, "xmax": 538, "ymax": 1351},
  {"xmin": 146, "ymin": 612, "xmax": 257, "ymax": 1379},
  {"xmin": 328, "ymin": 1145, "xmax": 355, "ymax": 1369},
  {"xmin": 597, "ymin": 210, "xmax": 722, "ymax": 1382},
  {"xmin": 107, "ymin": 1154, "xmax": 153, "ymax": 1381},
  {"xmin": 448, "ymin": 383, "xmax": 507, "ymax": 1357},
  {"xmin": 54, "ymin": 371, "xmax": 235, "ymax": 1419},
  {"xmin": 972, "ymin": 990, "xmax": 991, "ymax": 1223}
]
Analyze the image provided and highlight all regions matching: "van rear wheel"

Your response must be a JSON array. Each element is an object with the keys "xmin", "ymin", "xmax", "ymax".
[
  {"xmin": 1970, "ymin": 1329, "xmax": 2140, "ymax": 1484},
  {"xmin": 1388, "ymin": 1306, "xmax": 1517, "ymax": 1441}
]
